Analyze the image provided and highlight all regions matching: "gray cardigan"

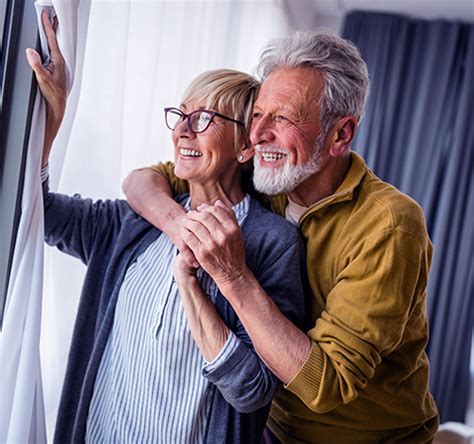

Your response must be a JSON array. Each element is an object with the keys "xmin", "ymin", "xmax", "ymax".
[{"xmin": 43, "ymin": 180, "xmax": 306, "ymax": 444}]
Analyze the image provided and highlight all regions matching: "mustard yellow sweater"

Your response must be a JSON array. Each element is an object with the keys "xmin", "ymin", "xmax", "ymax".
[{"xmin": 151, "ymin": 153, "xmax": 439, "ymax": 443}]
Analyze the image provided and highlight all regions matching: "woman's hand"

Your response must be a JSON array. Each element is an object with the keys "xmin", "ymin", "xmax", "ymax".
[
  {"xmin": 25, "ymin": 11, "xmax": 67, "ymax": 166},
  {"xmin": 173, "ymin": 253, "xmax": 229, "ymax": 361},
  {"xmin": 173, "ymin": 252, "xmax": 199, "ymax": 288}
]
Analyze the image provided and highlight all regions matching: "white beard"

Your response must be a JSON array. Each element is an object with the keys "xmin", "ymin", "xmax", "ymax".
[{"xmin": 253, "ymin": 136, "xmax": 326, "ymax": 195}]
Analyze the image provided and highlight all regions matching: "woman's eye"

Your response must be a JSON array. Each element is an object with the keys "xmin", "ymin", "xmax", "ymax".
[{"xmin": 252, "ymin": 112, "xmax": 262, "ymax": 120}]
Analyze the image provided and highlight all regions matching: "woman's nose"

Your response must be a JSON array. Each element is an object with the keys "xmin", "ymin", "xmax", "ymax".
[{"xmin": 174, "ymin": 117, "xmax": 194, "ymax": 138}]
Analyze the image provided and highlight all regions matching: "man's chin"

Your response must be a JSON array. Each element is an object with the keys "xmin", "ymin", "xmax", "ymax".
[
  {"xmin": 253, "ymin": 161, "xmax": 322, "ymax": 195},
  {"xmin": 253, "ymin": 169, "xmax": 294, "ymax": 195}
]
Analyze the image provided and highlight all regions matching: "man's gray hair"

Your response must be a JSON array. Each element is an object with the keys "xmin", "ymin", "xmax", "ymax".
[{"xmin": 256, "ymin": 30, "xmax": 370, "ymax": 134}]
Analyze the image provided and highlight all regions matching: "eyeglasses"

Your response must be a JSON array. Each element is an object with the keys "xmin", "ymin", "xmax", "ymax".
[{"xmin": 164, "ymin": 107, "xmax": 244, "ymax": 134}]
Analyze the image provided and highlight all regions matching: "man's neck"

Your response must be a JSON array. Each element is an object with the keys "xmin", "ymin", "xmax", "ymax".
[{"xmin": 288, "ymin": 154, "xmax": 351, "ymax": 207}]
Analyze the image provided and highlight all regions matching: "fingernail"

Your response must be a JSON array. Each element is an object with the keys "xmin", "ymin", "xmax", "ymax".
[{"xmin": 25, "ymin": 48, "xmax": 37, "ymax": 61}]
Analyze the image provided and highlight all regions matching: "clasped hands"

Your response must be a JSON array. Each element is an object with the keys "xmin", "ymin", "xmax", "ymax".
[{"xmin": 172, "ymin": 200, "xmax": 247, "ymax": 290}]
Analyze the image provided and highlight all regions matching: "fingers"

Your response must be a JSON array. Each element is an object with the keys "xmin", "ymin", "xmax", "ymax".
[
  {"xmin": 172, "ymin": 254, "xmax": 198, "ymax": 286},
  {"xmin": 41, "ymin": 10, "xmax": 63, "ymax": 64},
  {"xmin": 182, "ymin": 214, "xmax": 212, "ymax": 244},
  {"xmin": 173, "ymin": 253, "xmax": 197, "ymax": 275},
  {"xmin": 52, "ymin": 15, "xmax": 59, "ymax": 32},
  {"xmin": 184, "ymin": 202, "xmax": 243, "ymax": 250},
  {"xmin": 186, "ymin": 208, "xmax": 222, "ymax": 234},
  {"xmin": 25, "ymin": 48, "xmax": 48, "ymax": 79},
  {"xmin": 176, "ymin": 240, "xmax": 199, "ymax": 268},
  {"xmin": 25, "ymin": 11, "xmax": 67, "ymax": 111},
  {"xmin": 180, "ymin": 224, "xmax": 202, "ymax": 254},
  {"xmin": 199, "ymin": 200, "xmax": 237, "ymax": 225},
  {"xmin": 185, "ymin": 209, "xmax": 237, "ymax": 249},
  {"xmin": 179, "ymin": 202, "xmax": 243, "ymax": 266}
]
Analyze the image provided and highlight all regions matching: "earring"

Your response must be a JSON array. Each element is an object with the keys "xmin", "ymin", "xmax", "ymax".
[{"xmin": 238, "ymin": 155, "xmax": 245, "ymax": 162}]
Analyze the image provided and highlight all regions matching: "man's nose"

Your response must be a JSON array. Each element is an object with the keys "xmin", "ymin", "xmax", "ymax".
[{"xmin": 250, "ymin": 114, "xmax": 275, "ymax": 146}]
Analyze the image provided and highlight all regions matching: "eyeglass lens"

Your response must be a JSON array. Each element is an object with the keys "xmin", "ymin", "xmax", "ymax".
[{"xmin": 166, "ymin": 109, "xmax": 213, "ymax": 133}]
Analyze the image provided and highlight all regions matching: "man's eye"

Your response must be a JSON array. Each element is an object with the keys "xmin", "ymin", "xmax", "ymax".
[
  {"xmin": 252, "ymin": 112, "xmax": 262, "ymax": 120},
  {"xmin": 275, "ymin": 115, "xmax": 289, "ymax": 122}
]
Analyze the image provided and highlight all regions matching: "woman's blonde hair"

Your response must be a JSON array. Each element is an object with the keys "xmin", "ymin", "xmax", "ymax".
[{"xmin": 181, "ymin": 69, "xmax": 260, "ymax": 147}]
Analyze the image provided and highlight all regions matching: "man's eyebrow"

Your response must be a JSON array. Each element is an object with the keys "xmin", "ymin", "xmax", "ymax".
[{"xmin": 253, "ymin": 103, "xmax": 301, "ymax": 118}]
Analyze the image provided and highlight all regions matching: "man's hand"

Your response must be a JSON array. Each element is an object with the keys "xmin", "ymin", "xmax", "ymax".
[
  {"xmin": 180, "ymin": 200, "xmax": 248, "ymax": 287},
  {"xmin": 181, "ymin": 200, "xmax": 312, "ymax": 384},
  {"xmin": 25, "ymin": 10, "xmax": 67, "ymax": 166}
]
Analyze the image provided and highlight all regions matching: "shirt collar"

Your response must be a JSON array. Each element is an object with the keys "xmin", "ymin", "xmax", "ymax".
[{"xmin": 184, "ymin": 194, "xmax": 251, "ymax": 227}]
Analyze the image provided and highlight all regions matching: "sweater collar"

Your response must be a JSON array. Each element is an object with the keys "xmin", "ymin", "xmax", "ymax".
[{"xmin": 296, "ymin": 151, "xmax": 367, "ymax": 224}]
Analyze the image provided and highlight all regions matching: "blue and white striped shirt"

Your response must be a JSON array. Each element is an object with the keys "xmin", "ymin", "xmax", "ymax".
[{"xmin": 85, "ymin": 195, "xmax": 250, "ymax": 443}]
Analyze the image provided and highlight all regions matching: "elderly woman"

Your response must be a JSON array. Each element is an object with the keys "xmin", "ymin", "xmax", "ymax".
[{"xmin": 27, "ymin": 13, "xmax": 305, "ymax": 444}]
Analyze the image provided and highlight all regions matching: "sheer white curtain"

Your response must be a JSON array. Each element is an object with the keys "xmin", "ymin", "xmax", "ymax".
[
  {"xmin": 0, "ymin": 1, "xmax": 90, "ymax": 442},
  {"xmin": 40, "ymin": 0, "xmax": 288, "ymax": 440}
]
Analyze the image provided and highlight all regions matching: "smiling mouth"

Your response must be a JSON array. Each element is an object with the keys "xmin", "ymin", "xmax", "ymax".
[
  {"xmin": 179, "ymin": 148, "xmax": 203, "ymax": 157},
  {"xmin": 260, "ymin": 152, "xmax": 287, "ymax": 162}
]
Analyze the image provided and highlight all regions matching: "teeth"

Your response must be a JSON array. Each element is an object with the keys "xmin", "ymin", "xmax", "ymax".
[
  {"xmin": 261, "ymin": 152, "xmax": 286, "ymax": 162},
  {"xmin": 180, "ymin": 148, "xmax": 202, "ymax": 157}
]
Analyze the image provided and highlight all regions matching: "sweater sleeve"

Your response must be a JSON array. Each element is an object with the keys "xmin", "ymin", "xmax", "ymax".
[
  {"xmin": 203, "ymin": 321, "xmax": 279, "ymax": 414},
  {"xmin": 204, "ymin": 222, "xmax": 307, "ymax": 413},
  {"xmin": 286, "ymin": 227, "xmax": 432, "ymax": 413},
  {"xmin": 42, "ymin": 177, "xmax": 125, "ymax": 265},
  {"xmin": 148, "ymin": 161, "xmax": 189, "ymax": 196}
]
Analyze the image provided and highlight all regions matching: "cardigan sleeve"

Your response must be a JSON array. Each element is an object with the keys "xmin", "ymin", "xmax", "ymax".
[
  {"xmin": 42, "ymin": 177, "xmax": 126, "ymax": 265},
  {"xmin": 203, "ymin": 218, "xmax": 306, "ymax": 413},
  {"xmin": 148, "ymin": 161, "xmax": 189, "ymax": 196},
  {"xmin": 202, "ymin": 326, "xmax": 279, "ymax": 414},
  {"xmin": 285, "ymin": 226, "xmax": 432, "ymax": 413}
]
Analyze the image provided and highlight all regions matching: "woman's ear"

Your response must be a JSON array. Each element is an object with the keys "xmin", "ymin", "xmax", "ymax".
[
  {"xmin": 328, "ymin": 116, "xmax": 357, "ymax": 157},
  {"xmin": 237, "ymin": 142, "xmax": 255, "ymax": 163}
]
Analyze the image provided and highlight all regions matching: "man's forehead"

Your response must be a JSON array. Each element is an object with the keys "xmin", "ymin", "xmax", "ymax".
[{"xmin": 254, "ymin": 67, "xmax": 323, "ymax": 111}]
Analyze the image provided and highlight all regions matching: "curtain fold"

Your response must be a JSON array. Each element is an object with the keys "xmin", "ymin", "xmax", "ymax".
[
  {"xmin": 0, "ymin": 97, "xmax": 46, "ymax": 444},
  {"xmin": 342, "ymin": 11, "xmax": 474, "ymax": 423},
  {"xmin": 0, "ymin": 1, "xmax": 90, "ymax": 442}
]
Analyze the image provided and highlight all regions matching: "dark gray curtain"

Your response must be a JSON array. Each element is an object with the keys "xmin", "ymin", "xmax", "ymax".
[{"xmin": 342, "ymin": 12, "xmax": 474, "ymax": 423}]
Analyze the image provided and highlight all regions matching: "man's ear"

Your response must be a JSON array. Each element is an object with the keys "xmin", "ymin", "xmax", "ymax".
[{"xmin": 328, "ymin": 116, "xmax": 357, "ymax": 157}]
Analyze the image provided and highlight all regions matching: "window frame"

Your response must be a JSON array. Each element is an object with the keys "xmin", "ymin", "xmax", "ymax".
[{"xmin": 0, "ymin": 0, "xmax": 38, "ymax": 329}]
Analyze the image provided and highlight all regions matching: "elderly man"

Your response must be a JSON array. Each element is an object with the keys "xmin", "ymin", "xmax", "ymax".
[{"xmin": 124, "ymin": 31, "xmax": 439, "ymax": 442}]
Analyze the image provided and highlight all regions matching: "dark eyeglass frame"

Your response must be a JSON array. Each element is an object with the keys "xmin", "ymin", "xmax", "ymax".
[{"xmin": 164, "ymin": 107, "xmax": 245, "ymax": 134}]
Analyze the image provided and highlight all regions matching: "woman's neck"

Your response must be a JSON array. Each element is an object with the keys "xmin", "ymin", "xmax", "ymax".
[{"xmin": 189, "ymin": 180, "xmax": 246, "ymax": 210}]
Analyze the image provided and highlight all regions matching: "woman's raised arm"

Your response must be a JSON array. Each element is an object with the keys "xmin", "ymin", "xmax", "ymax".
[{"xmin": 26, "ymin": 10, "xmax": 67, "ymax": 167}]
